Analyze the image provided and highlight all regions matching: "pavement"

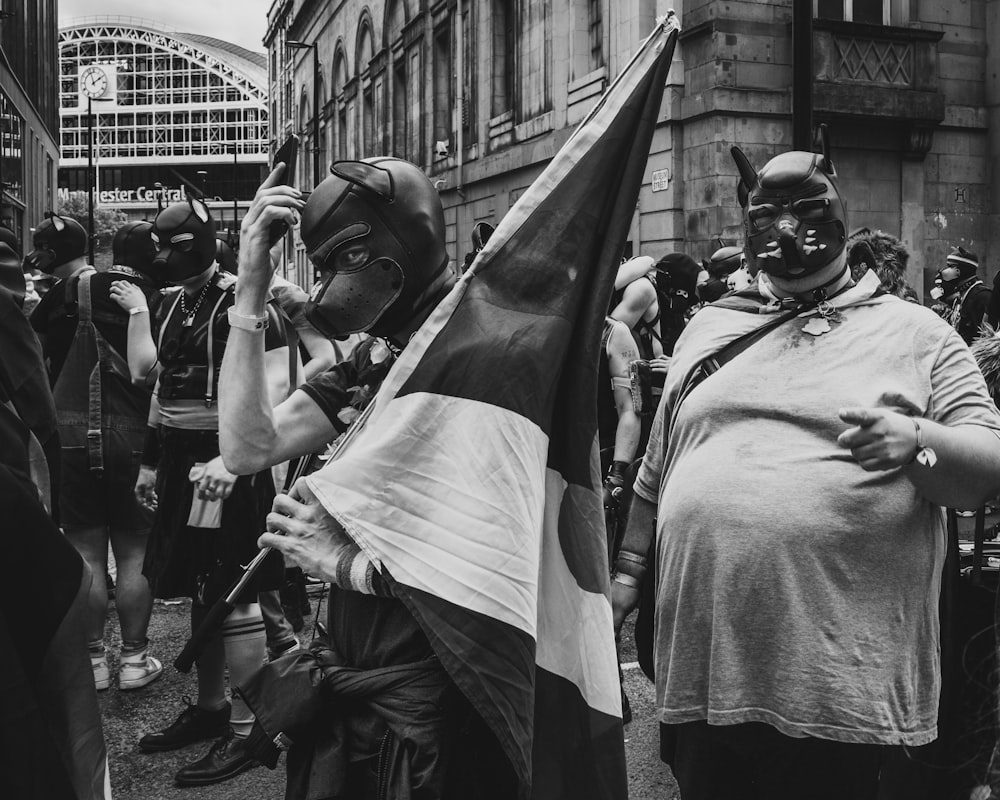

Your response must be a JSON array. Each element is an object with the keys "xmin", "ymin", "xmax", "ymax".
[{"xmin": 98, "ymin": 591, "xmax": 678, "ymax": 799}]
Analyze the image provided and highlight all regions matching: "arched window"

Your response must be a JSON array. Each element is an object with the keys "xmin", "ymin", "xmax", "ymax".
[
  {"xmin": 357, "ymin": 21, "xmax": 374, "ymax": 158},
  {"xmin": 317, "ymin": 75, "xmax": 328, "ymax": 174},
  {"xmin": 386, "ymin": 0, "xmax": 408, "ymax": 160},
  {"xmin": 332, "ymin": 48, "xmax": 349, "ymax": 161}
]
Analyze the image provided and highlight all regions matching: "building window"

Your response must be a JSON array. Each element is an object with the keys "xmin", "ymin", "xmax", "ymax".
[
  {"xmin": 363, "ymin": 86, "xmax": 374, "ymax": 157},
  {"xmin": 460, "ymin": 0, "xmax": 477, "ymax": 145},
  {"xmin": 816, "ymin": 0, "xmax": 909, "ymax": 26},
  {"xmin": 357, "ymin": 23, "xmax": 374, "ymax": 157},
  {"xmin": 432, "ymin": 21, "xmax": 453, "ymax": 155},
  {"xmin": 392, "ymin": 58, "xmax": 408, "ymax": 159},
  {"xmin": 520, "ymin": 0, "xmax": 551, "ymax": 119},
  {"xmin": 491, "ymin": 0, "xmax": 515, "ymax": 117},
  {"xmin": 387, "ymin": 0, "xmax": 409, "ymax": 160},
  {"xmin": 332, "ymin": 52, "xmax": 348, "ymax": 162},
  {"xmin": 589, "ymin": 0, "xmax": 604, "ymax": 71}
]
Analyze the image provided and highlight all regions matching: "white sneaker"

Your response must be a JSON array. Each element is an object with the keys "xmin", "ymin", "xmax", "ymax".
[
  {"xmin": 118, "ymin": 648, "xmax": 164, "ymax": 690},
  {"xmin": 92, "ymin": 653, "xmax": 111, "ymax": 692}
]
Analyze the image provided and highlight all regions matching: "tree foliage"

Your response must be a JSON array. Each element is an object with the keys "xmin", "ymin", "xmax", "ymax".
[{"xmin": 57, "ymin": 192, "xmax": 127, "ymax": 247}]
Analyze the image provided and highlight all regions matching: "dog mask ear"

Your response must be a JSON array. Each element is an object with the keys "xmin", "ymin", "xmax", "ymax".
[
  {"xmin": 816, "ymin": 123, "xmax": 835, "ymax": 177},
  {"xmin": 731, "ymin": 146, "xmax": 756, "ymax": 208},
  {"xmin": 190, "ymin": 196, "xmax": 210, "ymax": 224}
]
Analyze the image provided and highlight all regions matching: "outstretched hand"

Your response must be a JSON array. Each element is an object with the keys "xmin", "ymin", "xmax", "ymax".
[
  {"xmin": 258, "ymin": 478, "xmax": 360, "ymax": 581},
  {"xmin": 837, "ymin": 407, "xmax": 918, "ymax": 471},
  {"xmin": 236, "ymin": 164, "xmax": 306, "ymax": 296}
]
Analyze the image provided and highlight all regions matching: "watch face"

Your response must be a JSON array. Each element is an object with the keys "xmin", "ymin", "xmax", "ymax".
[{"xmin": 81, "ymin": 66, "xmax": 108, "ymax": 99}]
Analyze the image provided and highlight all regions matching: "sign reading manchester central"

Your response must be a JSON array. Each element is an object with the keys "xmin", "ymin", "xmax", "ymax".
[{"xmin": 58, "ymin": 185, "xmax": 187, "ymax": 206}]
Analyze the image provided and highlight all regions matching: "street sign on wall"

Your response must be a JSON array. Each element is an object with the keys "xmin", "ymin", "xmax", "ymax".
[{"xmin": 651, "ymin": 168, "xmax": 670, "ymax": 192}]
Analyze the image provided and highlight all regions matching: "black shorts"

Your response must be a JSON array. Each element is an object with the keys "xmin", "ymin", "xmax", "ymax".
[
  {"xmin": 58, "ymin": 426, "xmax": 153, "ymax": 532},
  {"xmin": 143, "ymin": 427, "xmax": 282, "ymax": 603}
]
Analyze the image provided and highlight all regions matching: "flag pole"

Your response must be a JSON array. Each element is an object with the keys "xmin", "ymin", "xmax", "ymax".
[{"xmin": 173, "ymin": 399, "xmax": 378, "ymax": 672}]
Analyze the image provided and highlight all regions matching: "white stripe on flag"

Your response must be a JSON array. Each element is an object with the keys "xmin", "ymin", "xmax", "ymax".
[
  {"xmin": 536, "ymin": 469, "xmax": 622, "ymax": 718},
  {"xmin": 306, "ymin": 391, "xmax": 547, "ymax": 638}
]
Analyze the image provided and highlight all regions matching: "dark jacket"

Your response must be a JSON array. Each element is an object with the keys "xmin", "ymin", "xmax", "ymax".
[{"xmin": 240, "ymin": 643, "xmax": 456, "ymax": 800}]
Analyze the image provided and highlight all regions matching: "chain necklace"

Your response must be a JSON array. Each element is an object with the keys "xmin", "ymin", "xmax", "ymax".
[{"xmin": 179, "ymin": 280, "xmax": 213, "ymax": 327}]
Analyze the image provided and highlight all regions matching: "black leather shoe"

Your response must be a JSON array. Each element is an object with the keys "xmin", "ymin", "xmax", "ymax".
[
  {"xmin": 138, "ymin": 697, "xmax": 231, "ymax": 753},
  {"xmin": 174, "ymin": 728, "xmax": 258, "ymax": 787}
]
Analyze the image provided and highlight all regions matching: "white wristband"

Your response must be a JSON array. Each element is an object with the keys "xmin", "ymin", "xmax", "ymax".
[
  {"xmin": 227, "ymin": 307, "xmax": 269, "ymax": 333},
  {"xmin": 128, "ymin": 306, "xmax": 149, "ymax": 316}
]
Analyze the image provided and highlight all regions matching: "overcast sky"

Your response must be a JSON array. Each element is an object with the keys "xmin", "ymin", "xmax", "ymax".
[{"xmin": 59, "ymin": 0, "xmax": 273, "ymax": 54}]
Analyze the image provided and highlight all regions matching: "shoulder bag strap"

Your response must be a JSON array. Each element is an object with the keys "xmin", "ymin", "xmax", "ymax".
[
  {"xmin": 77, "ymin": 272, "xmax": 106, "ymax": 475},
  {"xmin": 668, "ymin": 305, "xmax": 809, "ymax": 433}
]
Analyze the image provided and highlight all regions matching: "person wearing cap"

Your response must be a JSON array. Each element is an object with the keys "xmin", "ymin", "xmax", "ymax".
[
  {"xmin": 930, "ymin": 246, "xmax": 991, "ymax": 345},
  {"xmin": 697, "ymin": 244, "xmax": 751, "ymax": 304},
  {"xmin": 28, "ymin": 216, "xmax": 165, "ymax": 696},
  {"xmin": 612, "ymin": 139, "xmax": 1000, "ymax": 799}
]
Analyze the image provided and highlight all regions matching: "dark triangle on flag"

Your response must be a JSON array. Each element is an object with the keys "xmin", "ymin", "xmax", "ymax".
[
  {"xmin": 382, "ymin": 25, "xmax": 679, "ymax": 799},
  {"xmin": 399, "ymin": 28, "xmax": 678, "ymax": 489}
]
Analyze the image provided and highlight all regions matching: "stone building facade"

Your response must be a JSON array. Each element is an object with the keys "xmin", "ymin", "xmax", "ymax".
[{"xmin": 266, "ymin": 0, "xmax": 999, "ymax": 297}]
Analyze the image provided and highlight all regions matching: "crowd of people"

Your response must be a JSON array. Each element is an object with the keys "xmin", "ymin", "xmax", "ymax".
[{"xmin": 5, "ymin": 132, "xmax": 1000, "ymax": 800}]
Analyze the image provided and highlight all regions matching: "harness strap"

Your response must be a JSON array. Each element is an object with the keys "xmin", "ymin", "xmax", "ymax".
[
  {"xmin": 77, "ymin": 273, "xmax": 106, "ymax": 475},
  {"xmin": 204, "ymin": 290, "xmax": 229, "ymax": 407}
]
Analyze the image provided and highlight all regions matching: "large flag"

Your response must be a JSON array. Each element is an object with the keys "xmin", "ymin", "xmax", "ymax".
[{"xmin": 307, "ymin": 22, "xmax": 678, "ymax": 799}]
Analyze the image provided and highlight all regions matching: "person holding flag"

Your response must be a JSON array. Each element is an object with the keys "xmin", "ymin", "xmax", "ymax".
[{"xmin": 219, "ymin": 19, "xmax": 679, "ymax": 800}]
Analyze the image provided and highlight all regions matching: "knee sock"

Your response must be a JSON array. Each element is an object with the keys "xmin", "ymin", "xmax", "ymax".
[
  {"xmin": 192, "ymin": 604, "xmax": 227, "ymax": 712},
  {"xmin": 222, "ymin": 602, "xmax": 266, "ymax": 738}
]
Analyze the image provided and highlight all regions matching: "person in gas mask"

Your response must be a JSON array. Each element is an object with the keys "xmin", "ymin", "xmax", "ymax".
[
  {"xmin": 108, "ymin": 198, "xmax": 291, "ymax": 787},
  {"xmin": 611, "ymin": 136, "xmax": 1000, "ymax": 800},
  {"xmin": 214, "ymin": 159, "xmax": 514, "ymax": 798},
  {"xmin": 930, "ymin": 246, "xmax": 991, "ymax": 344},
  {"xmin": 28, "ymin": 216, "xmax": 166, "ymax": 695}
]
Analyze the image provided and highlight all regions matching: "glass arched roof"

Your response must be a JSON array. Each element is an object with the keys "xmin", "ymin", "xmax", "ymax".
[{"xmin": 59, "ymin": 17, "xmax": 268, "ymax": 164}]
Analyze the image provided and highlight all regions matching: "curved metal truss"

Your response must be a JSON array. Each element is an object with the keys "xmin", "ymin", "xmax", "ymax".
[
  {"xmin": 60, "ymin": 23, "xmax": 266, "ymax": 105},
  {"xmin": 59, "ymin": 22, "xmax": 268, "ymax": 163}
]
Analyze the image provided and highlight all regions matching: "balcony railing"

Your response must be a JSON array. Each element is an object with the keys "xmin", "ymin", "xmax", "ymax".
[
  {"xmin": 813, "ymin": 20, "xmax": 944, "ymax": 130},
  {"xmin": 832, "ymin": 34, "xmax": 913, "ymax": 86}
]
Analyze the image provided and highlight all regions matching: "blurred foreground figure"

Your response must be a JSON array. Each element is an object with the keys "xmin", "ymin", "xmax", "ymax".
[{"xmin": 1, "ymin": 230, "xmax": 109, "ymax": 799}]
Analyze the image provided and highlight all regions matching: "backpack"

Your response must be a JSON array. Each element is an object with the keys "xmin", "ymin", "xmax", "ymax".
[{"xmin": 51, "ymin": 270, "xmax": 149, "ymax": 474}]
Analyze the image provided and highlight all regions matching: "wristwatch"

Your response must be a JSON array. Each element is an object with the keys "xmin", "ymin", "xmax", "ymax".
[{"xmin": 910, "ymin": 418, "xmax": 937, "ymax": 468}]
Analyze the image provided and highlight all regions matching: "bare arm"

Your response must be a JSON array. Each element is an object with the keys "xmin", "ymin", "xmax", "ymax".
[
  {"xmin": 298, "ymin": 325, "xmax": 338, "ymax": 381},
  {"xmin": 838, "ymin": 408, "xmax": 1000, "ymax": 510},
  {"xmin": 218, "ymin": 165, "xmax": 325, "ymax": 475},
  {"xmin": 607, "ymin": 323, "xmax": 641, "ymax": 464},
  {"xmin": 109, "ymin": 280, "xmax": 159, "ymax": 385},
  {"xmin": 612, "ymin": 493, "xmax": 657, "ymax": 634},
  {"xmin": 609, "ymin": 279, "xmax": 656, "ymax": 331}
]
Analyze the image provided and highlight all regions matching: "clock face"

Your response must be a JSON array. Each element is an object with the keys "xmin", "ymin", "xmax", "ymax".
[{"xmin": 80, "ymin": 66, "xmax": 108, "ymax": 99}]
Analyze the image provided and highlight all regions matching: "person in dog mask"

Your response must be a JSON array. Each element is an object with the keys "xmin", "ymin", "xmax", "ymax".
[
  {"xmin": 23, "ymin": 214, "xmax": 88, "ymax": 277},
  {"xmin": 109, "ymin": 197, "xmax": 289, "ymax": 787},
  {"xmin": 930, "ymin": 246, "xmax": 990, "ymax": 345},
  {"xmin": 612, "ymin": 132, "xmax": 1000, "ymax": 800},
  {"xmin": 217, "ymin": 159, "xmax": 512, "ymax": 798}
]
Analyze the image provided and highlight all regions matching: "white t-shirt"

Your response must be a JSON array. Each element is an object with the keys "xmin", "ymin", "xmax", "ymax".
[{"xmin": 634, "ymin": 289, "xmax": 1000, "ymax": 746}]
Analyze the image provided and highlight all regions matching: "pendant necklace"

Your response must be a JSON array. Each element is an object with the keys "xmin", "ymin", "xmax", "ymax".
[
  {"xmin": 179, "ymin": 281, "xmax": 212, "ymax": 327},
  {"xmin": 802, "ymin": 300, "xmax": 842, "ymax": 337}
]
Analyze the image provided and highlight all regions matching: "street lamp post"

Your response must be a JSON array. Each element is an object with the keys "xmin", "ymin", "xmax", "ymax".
[
  {"xmin": 87, "ymin": 97, "xmax": 96, "ymax": 265},
  {"xmin": 229, "ymin": 143, "xmax": 239, "ymax": 243},
  {"xmin": 287, "ymin": 39, "xmax": 320, "ymax": 187}
]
